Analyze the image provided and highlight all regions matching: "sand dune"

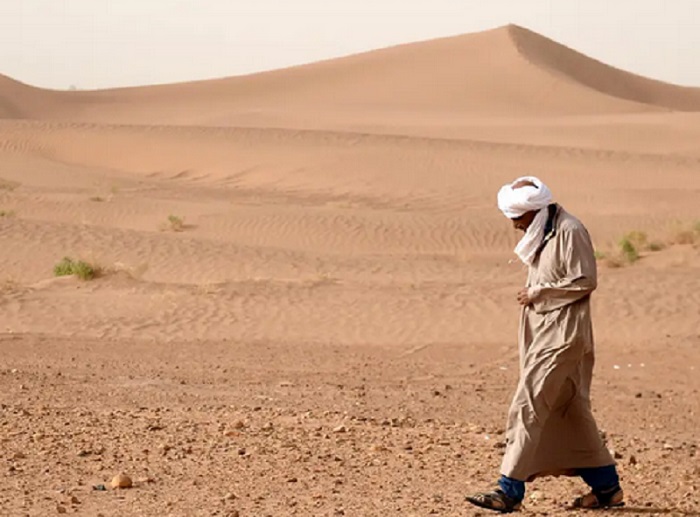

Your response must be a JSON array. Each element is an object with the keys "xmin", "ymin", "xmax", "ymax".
[
  {"xmin": 1, "ymin": 24, "xmax": 699, "ymax": 516},
  {"xmin": 3, "ymin": 25, "xmax": 700, "ymax": 127}
]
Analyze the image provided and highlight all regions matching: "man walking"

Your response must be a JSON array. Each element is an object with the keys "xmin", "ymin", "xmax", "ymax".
[{"xmin": 466, "ymin": 177, "xmax": 624, "ymax": 513}]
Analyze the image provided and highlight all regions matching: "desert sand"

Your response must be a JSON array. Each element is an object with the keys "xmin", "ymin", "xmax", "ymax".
[{"xmin": 0, "ymin": 24, "xmax": 699, "ymax": 516}]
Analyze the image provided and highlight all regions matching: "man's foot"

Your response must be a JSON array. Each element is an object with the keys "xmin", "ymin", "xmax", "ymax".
[
  {"xmin": 571, "ymin": 486, "xmax": 624, "ymax": 509},
  {"xmin": 466, "ymin": 489, "xmax": 522, "ymax": 513}
]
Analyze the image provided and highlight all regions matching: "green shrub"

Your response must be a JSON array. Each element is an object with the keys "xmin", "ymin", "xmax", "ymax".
[
  {"xmin": 53, "ymin": 257, "xmax": 99, "ymax": 280},
  {"xmin": 618, "ymin": 238, "xmax": 639, "ymax": 263}
]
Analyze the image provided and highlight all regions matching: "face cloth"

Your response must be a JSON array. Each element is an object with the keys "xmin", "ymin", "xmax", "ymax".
[{"xmin": 497, "ymin": 176, "xmax": 553, "ymax": 265}]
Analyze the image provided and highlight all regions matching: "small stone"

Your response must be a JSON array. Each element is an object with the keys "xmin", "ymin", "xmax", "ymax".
[
  {"xmin": 629, "ymin": 455, "xmax": 638, "ymax": 465},
  {"xmin": 56, "ymin": 504, "xmax": 67, "ymax": 514},
  {"xmin": 287, "ymin": 477, "xmax": 298, "ymax": 483},
  {"xmin": 111, "ymin": 473, "xmax": 133, "ymax": 489},
  {"xmin": 635, "ymin": 392, "xmax": 642, "ymax": 398},
  {"xmin": 663, "ymin": 443, "xmax": 674, "ymax": 451},
  {"xmin": 233, "ymin": 420, "xmax": 245, "ymax": 430},
  {"xmin": 223, "ymin": 492, "xmax": 236, "ymax": 501},
  {"xmin": 13, "ymin": 451, "xmax": 26, "ymax": 460},
  {"xmin": 529, "ymin": 490, "xmax": 543, "ymax": 502},
  {"xmin": 227, "ymin": 511, "xmax": 240, "ymax": 517},
  {"xmin": 333, "ymin": 425, "xmax": 347, "ymax": 434},
  {"xmin": 70, "ymin": 495, "xmax": 80, "ymax": 505}
]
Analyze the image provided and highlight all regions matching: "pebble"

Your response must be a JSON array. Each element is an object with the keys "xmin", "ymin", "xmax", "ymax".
[
  {"xmin": 223, "ymin": 492, "xmax": 236, "ymax": 501},
  {"xmin": 111, "ymin": 473, "xmax": 133, "ymax": 489},
  {"xmin": 333, "ymin": 425, "xmax": 347, "ymax": 434},
  {"xmin": 56, "ymin": 504, "xmax": 67, "ymax": 514},
  {"xmin": 529, "ymin": 490, "xmax": 544, "ymax": 502}
]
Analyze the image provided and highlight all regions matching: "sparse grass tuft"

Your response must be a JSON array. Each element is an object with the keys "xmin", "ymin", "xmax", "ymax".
[
  {"xmin": 0, "ymin": 210, "xmax": 16, "ymax": 218},
  {"xmin": 623, "ymin": 231, "xmax": 647, "ymax": 249},
  {"xmin": 618, "ymin": 237, "xmax": 640, "ymax": 264},
  {"xmin": 167, "ymin": 215, "xmax": 185, "ymax": 232},
  {"xmin": 89, "ymin": 196, "xmax": 105, "ymax": 202},
  {"xmin": 602, "ymin": 221, "xmax": 699, "ymax": 267},
  {"xmin": 53, "ymin": 257, "xmax": 100, "ymax": 281}
]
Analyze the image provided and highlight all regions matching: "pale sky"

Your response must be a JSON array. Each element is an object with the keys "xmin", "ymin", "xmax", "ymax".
[{"xmin": 1, "ymin": 0, "xmax": 698, "ymax": 90}]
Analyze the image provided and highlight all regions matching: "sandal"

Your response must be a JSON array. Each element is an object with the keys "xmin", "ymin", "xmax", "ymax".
[
  {"xmin": 571, "ymin": 486, "xmax": 624, "ymax": 509},
  {"xmin": 466, "ymin": 489, "xmax": 522, "ymax": 513}
]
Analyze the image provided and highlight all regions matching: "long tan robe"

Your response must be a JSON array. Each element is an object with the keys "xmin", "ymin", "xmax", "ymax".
[{"xmin": 500, "ymin": 205, "xmax": 614, "ymax": 481}]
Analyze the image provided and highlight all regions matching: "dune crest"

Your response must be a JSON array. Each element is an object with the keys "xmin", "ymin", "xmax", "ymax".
[{"xmin": 506, "ymin": 24, "xmax": 700, "ymax": 111}]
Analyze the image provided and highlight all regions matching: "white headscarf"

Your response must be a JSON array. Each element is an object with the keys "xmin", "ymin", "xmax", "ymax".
[{"xmin": 497, "ymin": 176, "xmax": 554, "ymax": 265}]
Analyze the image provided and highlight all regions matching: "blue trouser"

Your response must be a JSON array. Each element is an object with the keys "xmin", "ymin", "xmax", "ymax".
[{"xmin": 498, "ymin": 465, "xmax": 620, "ymax": 502}]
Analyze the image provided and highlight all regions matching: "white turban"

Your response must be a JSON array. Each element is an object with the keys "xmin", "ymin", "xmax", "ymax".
[
  {"xmin": 497, "ymin": 176, "xmax": 555, "ymax": 265},
  {"xmin": 497, "ymin": 176, "xmax": 553, "ymax": 219}
]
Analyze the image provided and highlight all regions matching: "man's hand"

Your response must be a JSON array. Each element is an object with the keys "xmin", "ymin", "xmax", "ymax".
[{"xmin": 517, "ymin": 287, "xmax": 533, "ymax": 306}]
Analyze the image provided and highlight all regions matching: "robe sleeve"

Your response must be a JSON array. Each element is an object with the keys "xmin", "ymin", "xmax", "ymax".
[{"xmin": 528, "ymin": 226, "xmax": 597, "ymax": 314}]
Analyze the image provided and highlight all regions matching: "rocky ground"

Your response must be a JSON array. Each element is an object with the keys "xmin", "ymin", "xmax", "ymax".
[{"xmin": 1, "ymin": 334, "xmax": 698, "ymax": 516}]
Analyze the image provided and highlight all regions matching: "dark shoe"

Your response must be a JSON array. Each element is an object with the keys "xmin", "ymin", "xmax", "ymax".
[
  {"xmin": 466, "ymin": 489, "xmax": 522, "ymax": 513},
  {"xmin": 571, "ymin": 486, "xmax": 624, "ymax": 509}
]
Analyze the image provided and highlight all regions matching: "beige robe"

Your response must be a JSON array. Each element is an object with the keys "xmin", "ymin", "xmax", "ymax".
[{"xmin": 500, "ymin": 205, "xmax": 614, "ymax": 481}]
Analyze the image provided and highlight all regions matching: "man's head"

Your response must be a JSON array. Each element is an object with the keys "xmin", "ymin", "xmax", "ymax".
[{"xmin": 497, "ymin": 176, "xmax": 553, "ymax": 232}]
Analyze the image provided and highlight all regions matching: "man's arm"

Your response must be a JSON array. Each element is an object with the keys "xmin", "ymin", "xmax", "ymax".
[{"xmin": 527, "ymin": 226, "xmax": 597, "ymax": 313}]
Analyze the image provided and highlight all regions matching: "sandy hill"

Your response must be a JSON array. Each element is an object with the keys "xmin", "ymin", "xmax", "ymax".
[{"xmin": 2, "ymin": 24, "xmax": 700, "ymax": 126}]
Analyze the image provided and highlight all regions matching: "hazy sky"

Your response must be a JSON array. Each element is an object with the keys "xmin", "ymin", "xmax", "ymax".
[{"xmin": 1, "ymin": 0, "xmax": 698, "ymax": 90}]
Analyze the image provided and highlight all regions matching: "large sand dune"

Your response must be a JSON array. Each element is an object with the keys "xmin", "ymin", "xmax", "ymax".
[
  {"xmin": 3, "ymin": 25, "xmax": 700, "ymax": 126},
  {"xmin": 0, "ymin": 24, "xmax": 698, "ymax": 516}
]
